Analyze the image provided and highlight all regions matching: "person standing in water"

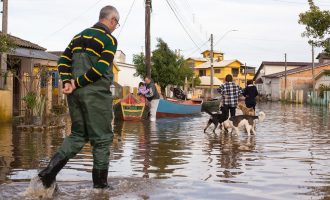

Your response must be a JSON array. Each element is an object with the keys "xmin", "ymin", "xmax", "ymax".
[
  {"xmin": 243, "ymin": 80, "xmax": 259, "ymax": 110},
  {"xmin": 38, "ymin": 6, "xmax": 119, "ymax": 189},
  {"xmin": 217, "ymin": 74, "xmax": 243, "ymax": 117},
  {"xmin": 144, "ymin": 77, "xmax": 160, "ymax": 121}
]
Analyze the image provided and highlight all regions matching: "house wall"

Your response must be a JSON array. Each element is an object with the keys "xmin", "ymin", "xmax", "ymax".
[
  {"xmin": 315, "ymin": 75, "xmax": 330, "ymax": 89},
  {"xmin": 194, "ymin": 60, "xmax": 255, "ymax": 88},
  {"xmin": 280, "ymin": 64, "xmax": 330, "ymax": 92},
  {"xmin": 0, "ymin": 72, "xmax": 13, "ymax": 123},
  {"xmin": 117, "ymin": 64, "xmax": 142, "ymax": 88},
  {"xmin": 256, "ymin": 65, "xmax": 301, "ymax": 95}
]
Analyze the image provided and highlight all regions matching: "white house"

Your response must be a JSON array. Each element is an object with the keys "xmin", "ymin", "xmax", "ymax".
[
  {"xmin": 254, "ymin": 61, "xmax": 312, "ymax": 96},
  {"xmin": 114, "ymin": 50, "xmax": 142, "ymax": 89}
]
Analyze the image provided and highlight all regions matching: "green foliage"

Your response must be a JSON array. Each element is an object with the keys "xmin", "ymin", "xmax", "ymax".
[
  {"xmin": 22, "ymin": 92, "xmax": 37, "ymax": 110},
  {"xmin": 22, "ymin": 92, "xmax": 46, "ymax": 117},
  {"xmin": 298, "ymin": 0, "xmax": 330, "ymax": 52},
  {"xmin": 193, "ymin": 76, "xmax": 201, "ymax": 87},
  {"xmin": 0, "ymin": 33, "xmax": 16, "ymax": 53},
  {"xmin": 34, "ymin": 95, "xmax": 46, "ymax": 118},
  {"xmin": 319, "ymin": 84, "xmax": 330, "ymax": 98},
  {"xmin": 133, "ymin": 38, "xmax": 194, "ymax": 90}
]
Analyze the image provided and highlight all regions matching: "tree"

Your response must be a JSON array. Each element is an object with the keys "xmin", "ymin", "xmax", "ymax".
[
  {"xmin": 133, "ymin": 38, "xmax": 195, "ymax": 94},
  {"xmin": 298, "ymin": 0, "xmax": 330, "ymax": 53},
  {"xmin": 0, "ymin": 33, "xmax": 15, "ymax": 53}
]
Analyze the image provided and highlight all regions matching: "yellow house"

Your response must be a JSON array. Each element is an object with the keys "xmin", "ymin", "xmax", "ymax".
[
  {"xmin": 186, "ymin": 50, "xmax": 255, "ymax": 88},
  {"xmin": 112, "ymin": 63, "xmax": 120, "ymax": 83}
]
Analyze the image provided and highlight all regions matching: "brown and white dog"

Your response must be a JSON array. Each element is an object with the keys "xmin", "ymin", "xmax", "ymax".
[
  {"xmin": 223, "ymin": 112, "xmax": 266, "ymax": 136},
  {"xmin": 237, "ymin": 102, "xmax": 255, "ymax": 116}
]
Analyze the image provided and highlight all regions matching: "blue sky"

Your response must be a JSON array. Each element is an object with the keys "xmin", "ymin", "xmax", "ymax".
[{"xmin": 2, "ymin": 0, "xmax": 330, "ymax": 67}]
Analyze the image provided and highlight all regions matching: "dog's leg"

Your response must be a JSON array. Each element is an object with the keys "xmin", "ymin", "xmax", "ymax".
[
  {"xmin": 251, "ymin": 126, "xmax": 256, "ymax": 135},
  {"xmin": 204, "ymin": 119, "xmax": 212, "ymax": 133},
  {"xmin": 246, "ymin": 125, "xmax": 252, "ymax": 136},
  {"xmin": 234, "ymin": 127, "xmax": 240, "ymax": 136},
  {"xmin": 213, "ymin": 122, "xmax": 218, "ymax": 133}
]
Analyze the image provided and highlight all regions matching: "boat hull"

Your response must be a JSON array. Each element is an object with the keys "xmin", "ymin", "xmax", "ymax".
[
  {"xmin": 113, "ymin": 94, "xmax": 149, "ymax": 121},
  {"xmin": 156, "ymin": 99, "xmax": 202, "ymax": 118}
]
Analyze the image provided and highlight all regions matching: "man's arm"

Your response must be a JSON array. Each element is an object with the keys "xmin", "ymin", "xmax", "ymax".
[
  {"xmin": 74, "ymin": 35, "xmax": 117, "ymax": 88},
  {"xmin": 58, "ymin": 40, "xmax": 74, "ymax": 85},
  {"xmin": 217, "ymin": 84, "xmax": 225, "ymax": 95}
]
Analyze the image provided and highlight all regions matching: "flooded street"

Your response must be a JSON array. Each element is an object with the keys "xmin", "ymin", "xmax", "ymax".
[{"xmin": 0, "ymin": 102, "xmax": 329, "ymax": 200}]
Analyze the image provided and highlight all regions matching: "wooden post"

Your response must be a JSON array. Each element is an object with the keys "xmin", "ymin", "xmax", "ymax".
[
  {"xmin": 45, "ymin": 76, "xmax": 52, "ymax": 116},
  {"xmin": 0, "ymin": 0, "xmax": 8, "ymax": 88},
  {"xmin": 145, "ymin": 0, "xmax": 152, "ymax": 78},
  {"xmin": 284, "ymin": 53, "xmax": 287, "ymax": 91},
  {"xmin": 210, "ymin": 34, "xmax": 214, "ymax": 99},
  {"xmin": 312, "ymin": 44, "xmax": 315, "ymax": 92}
]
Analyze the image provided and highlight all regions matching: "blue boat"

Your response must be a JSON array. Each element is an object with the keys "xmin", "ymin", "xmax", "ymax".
[{"xmin": 156, "ymin": 99, "xmax": 203, "ymax": 118}]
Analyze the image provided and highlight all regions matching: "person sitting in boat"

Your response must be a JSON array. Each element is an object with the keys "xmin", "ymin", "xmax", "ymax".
[
  {"xmin": 170, "ymin": 87, "xmax": 186, "ymax": 100},
  {"xmin": 138, "ymin": 82, "xmax": 149, "ymax": 96}
]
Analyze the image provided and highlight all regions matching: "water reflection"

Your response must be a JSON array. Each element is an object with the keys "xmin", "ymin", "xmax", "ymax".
[{"xmin": 0, "ymin": 103, "xmax": 329, "ymax": 199}]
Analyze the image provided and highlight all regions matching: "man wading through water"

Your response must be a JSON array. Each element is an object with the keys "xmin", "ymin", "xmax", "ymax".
[{"xmin": 38, "ymin": 6, "xmax": 119, "ymax": 189}]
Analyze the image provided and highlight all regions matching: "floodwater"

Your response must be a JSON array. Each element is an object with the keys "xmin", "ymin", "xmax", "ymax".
[{"xmin": 0, "ymin": 103, "xmax": 329, "ymax": 200}]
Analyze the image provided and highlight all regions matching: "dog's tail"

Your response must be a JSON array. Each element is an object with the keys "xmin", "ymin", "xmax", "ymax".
[
  {"xmin": 258, "ymin": 111, "xmax": 266, "ymax": 122},
  {"xmin": 203, "ymin": 108, "xmax": 214, "ymax": 116}
]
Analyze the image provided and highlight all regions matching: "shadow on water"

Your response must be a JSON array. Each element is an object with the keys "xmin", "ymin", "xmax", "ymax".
[{"xmin": 0, "ymin": 103, "xmax": 329, "ymax": 199}]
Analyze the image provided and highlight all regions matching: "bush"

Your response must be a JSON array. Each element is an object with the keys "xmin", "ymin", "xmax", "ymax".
[{"xmin": 319, "ymin": 84, "xmax": 330, "ymax": 98}]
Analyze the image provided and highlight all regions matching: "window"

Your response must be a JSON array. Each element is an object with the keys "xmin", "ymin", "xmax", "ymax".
[
  {"xmin": 188, "ymin": 62, "xmax": 195, "ymax": 68},
  {"xmin": 51, "ymin": 71, "xmax": 59, "ymax": 88},
  {"xmin": 257, "ymin": 84, "xmax": 263, "ymax": 91},
  {"xmin": 199, "ymin": 70, "xmax": 206, "ymax": 76},
  {"xmin": 232, "ymin": 68, "xmax": 239, "ymax": 77},
  {"xmin": 214, "ymin": 69, "xmax": 221, "ymax": 74}
]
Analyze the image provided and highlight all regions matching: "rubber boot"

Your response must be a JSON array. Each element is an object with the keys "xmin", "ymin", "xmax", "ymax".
[
  {"xmin": 92, "ymin": 169, "xmax": 113, "ymax": 189},
  {"xmin": 38, "ymin": 153, "xmax": 69, "ymax": 188}
]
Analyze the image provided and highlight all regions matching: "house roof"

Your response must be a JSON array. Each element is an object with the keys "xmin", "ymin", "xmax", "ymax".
[
  {"xmin": 315, "ymin": 69, "xmax": 330, "ymax": 80},
  {"xmin": 187, "ymin": 57, "xmax": 209, "ymax": 62},
  {"xmin": 264, "ymin": 62, "xmax": 329, "ymax": 78},
  {"xmin": 48, "ymin": 51, "xmax": 63, "ymax": 57},
  {"xmin": 9, "ymin": 47, "xmax": 59, "ymax": 61},
  {"xmin": 1, "ymin": 31, "xmax": 46, "ymax": 51},
  {"xmin": 199, "ymin": 76, "xmax": 223, "ymax": 86},
  {"xmin": 195, "ymin": 59, "xmax": 241, "ymax": 69},
  {"xmin": 254, "ymin": 61, "xmax": 313, "ymax": 80},
  {"xmin": 201, "ymin": 50, "xmax": 223, "ymax": 55},
  {"xmin": 316, "ymin": 52, "xmax": 330, "ymax": 59}
]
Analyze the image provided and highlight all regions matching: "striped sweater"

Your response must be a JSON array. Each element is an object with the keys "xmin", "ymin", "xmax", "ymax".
[{"xmin": 58, "ymin": 23, "xmax": 118, "ymax": 88}]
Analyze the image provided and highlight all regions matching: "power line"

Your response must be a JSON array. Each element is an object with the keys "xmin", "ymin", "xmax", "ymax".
[
  {"xmin": 40, "ymin": 0, "xmax": 103, "ymax": 42},
  {"xmin": 186, "ymin": 39, "xmax": 210, "ymax": 58},
  {"xmin": 117, "ymin": 0, "xmax": 136, "ymax": 39},
  {"xmin": 165, "ymin": 0, "xmax": 202, "ymax": 52}
]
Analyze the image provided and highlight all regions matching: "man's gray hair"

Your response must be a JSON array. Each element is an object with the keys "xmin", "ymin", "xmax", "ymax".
[{"xmin": 99, "ymin": 6, "xmax": 119, "ymax": 20}]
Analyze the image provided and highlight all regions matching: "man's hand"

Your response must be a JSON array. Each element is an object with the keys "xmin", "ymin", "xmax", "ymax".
[
  {"xmin": 63, "ymin": 82, "xmax": 73, "ymax": 94},
  {"xmin": 70, "ymin": 79, "xmax": 77, "ymax": 91}
]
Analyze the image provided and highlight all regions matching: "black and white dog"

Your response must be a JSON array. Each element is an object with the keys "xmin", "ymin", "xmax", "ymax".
[
  {"xmin": 223, "ymin": 112, "xmax": 266, "ymax": 135},
  {"xmin": 203, "ymin": 107, "xmax": 229, "ymax": 133}
]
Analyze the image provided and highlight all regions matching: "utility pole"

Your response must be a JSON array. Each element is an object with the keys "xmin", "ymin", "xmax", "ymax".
[
  {"xmin": 1, "ymin": 0, "xmax": 8, "ymax": 88},
  {"xmin": 244, "ymin": 63, "xmax": 247, "ymax": 87},
  {"xmin": 284, "ymin": 53, "xmax": 287, "ymax": 91},
  {"xmin": 312, "ymin": 43, "xmax": 315, "ymax": 92},
  {"xmin": 210, "ymin": 34, "xmax": 214, "ymax": 99},
  {"xmin": 145, "ymin": 0, "xmax": 151, "ymax": 79}
]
